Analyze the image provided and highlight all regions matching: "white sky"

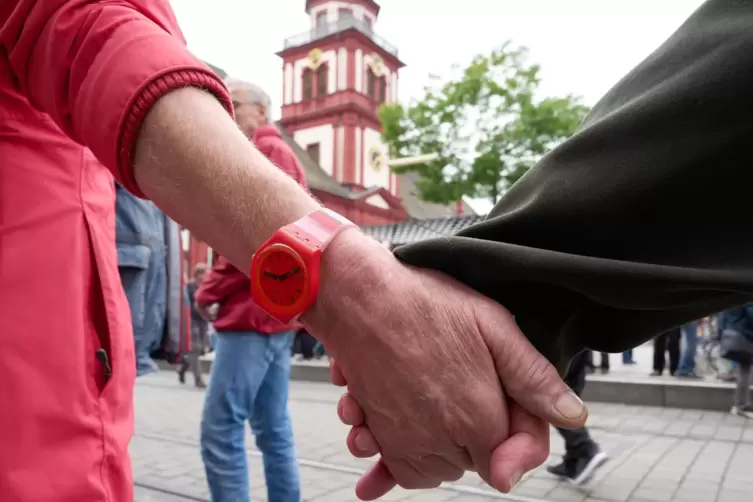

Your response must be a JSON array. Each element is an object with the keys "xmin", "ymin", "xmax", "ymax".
[{"xmin": 171, "ymin": 0, "xmax": 706, "ymax": 115}]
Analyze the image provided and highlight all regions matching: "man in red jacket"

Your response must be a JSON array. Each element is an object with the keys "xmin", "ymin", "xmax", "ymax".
[{"xmin": 196, "ymin": 81, "xmax": 304, "ymax": 502}]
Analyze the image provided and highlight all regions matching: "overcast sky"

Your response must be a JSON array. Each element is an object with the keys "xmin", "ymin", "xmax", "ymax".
[{"xmin": 171, "ymin": 0, "xmax": 707, "ymax": 116}]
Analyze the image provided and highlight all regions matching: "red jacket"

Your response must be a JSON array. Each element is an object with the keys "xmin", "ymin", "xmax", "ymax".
[
  {"xmin": 0, "ymin": 1, "xmax": 229, "ymax": 501},
  {"xmin": 254, "ymin": 125, "xmax": 308, "ymax": 190},
  {"xmin": 196, "ymin": 126, "xmax": 308, "ymax": 334}
]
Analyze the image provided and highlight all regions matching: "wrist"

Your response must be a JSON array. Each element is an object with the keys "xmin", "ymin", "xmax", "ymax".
[{"xmin": 300, "ymin": 229, "xmax": 397, "ymax": 343}]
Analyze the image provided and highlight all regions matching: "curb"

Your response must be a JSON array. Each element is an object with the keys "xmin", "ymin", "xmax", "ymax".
[{"xmin": 157, "ymin": 359, "xmax": 741, "ymax": 411}]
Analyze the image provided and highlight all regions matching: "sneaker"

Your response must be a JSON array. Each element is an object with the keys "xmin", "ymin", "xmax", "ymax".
[
  {"xmin": 547, "ymin": 450, "xmax": 608, "ymax": 486},
  {"xmin": 570, "ymin": 450, "xmax": 608, "ymax": 486},
  {"xmin": 731, "ymin": 405, "xmax": 753, "ymax": 419},
  {"xmin": 546, "ymin": 461, "xmax": 569, "ymax": 478}
]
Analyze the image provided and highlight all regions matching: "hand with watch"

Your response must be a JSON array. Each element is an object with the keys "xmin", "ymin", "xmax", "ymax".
[{"xmin": 250, "ymin": 208, "xmax": 588, "ymax": 499}]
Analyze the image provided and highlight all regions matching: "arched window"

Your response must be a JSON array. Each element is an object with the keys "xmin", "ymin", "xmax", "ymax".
[
  {"xmin": 378, "ymin": 76, "xmax": 387, "ymax": 103},
  {"xmin": 302, "ymin": 68, "xmax": 313, "ymax": 101},
  {"xmin": 366, "ymin": 68, "xmax": 377, "ymax": 99},
  {"xmin": 316, "ymin": 65, "xmax": 329, "ymax": 97}
]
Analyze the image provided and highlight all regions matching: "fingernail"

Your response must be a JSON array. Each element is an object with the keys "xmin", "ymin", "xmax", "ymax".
[
  {"xmin": 554, "ymin": 391, "xmax": 586, "ymax": 419},
  {"xmin": 509, "ymin": 470, "xmax": 522, "ymax": 489},
  {"xmin": 355, "ymin": 432, "xmax": 367, "ymax": 451}
]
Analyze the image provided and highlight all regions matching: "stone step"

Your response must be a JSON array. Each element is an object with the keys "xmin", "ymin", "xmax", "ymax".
[{"xmin": 157, "ymin": 358, "xmax": 746, "ymax": 412}]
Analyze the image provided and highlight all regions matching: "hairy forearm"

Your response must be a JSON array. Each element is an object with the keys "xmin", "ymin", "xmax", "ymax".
[
  {"xmin": 133, "ymin": 88, "xmax": 318, "ymax": 267},
  {"xmin": 132, "ymin": 88, "xmax": 397, "ymax": 338}
]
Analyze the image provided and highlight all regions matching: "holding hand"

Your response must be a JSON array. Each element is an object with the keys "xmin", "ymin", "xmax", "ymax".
[{"xmin": 303, "ymin": 233, "xmax": 587, "ymax": 500}]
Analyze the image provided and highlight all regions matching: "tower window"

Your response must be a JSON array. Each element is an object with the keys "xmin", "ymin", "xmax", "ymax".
[
  {"xmin": 338, "ymin": 8, "xmax": 353, "ymax": 21},
  {"xmin": 317, "ymin": 65, "xmax": 329, "ymax": 97},
  {"xmin": 306, "ymin": 143, "xmax": 321, "ymax": 165},
  {"xmin": 366, "ymin": 69, "xmax": 376, "ymax": 99},
  {"xmin": 378, "ymin": 76, "xmax": 387, "ymax": 103},
  {"xmin": 302, "ymin": 68, "xmax": 313, "ymax": 101},
  {"xmin": 315, "ymin": 11, "xmax": 327, "ymax": 28}
]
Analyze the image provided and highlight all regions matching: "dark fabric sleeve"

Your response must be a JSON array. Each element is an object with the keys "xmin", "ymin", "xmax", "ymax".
[{"xmin": 394, "ymin": 0, "xmax": 753, "ymax": 373}]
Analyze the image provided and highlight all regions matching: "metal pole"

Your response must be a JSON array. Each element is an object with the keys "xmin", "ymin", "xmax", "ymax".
[{"xmin": 387, "ymin": 153, "xmax": 439, "ymax": 168}]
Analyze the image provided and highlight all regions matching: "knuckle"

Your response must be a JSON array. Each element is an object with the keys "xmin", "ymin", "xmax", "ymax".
[{"xmin": 506, "ymin": 351, "xmax": 555, "ymax": 397}]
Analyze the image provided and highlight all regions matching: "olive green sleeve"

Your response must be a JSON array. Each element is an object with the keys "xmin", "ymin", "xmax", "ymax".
[{"xmin": 394, "ymin": 0, "xmax": 753, "ymax": 372}]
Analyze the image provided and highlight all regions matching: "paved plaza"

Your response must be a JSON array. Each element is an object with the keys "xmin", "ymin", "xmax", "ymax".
[{"xmin": 132, "ymin": 370, "xmax": 753, "ymax": 502}]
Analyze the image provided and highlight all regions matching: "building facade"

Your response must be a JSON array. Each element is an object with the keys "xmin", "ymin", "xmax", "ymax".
[{"xmin": 278, "ymin": 0, "xmax": 403, "ymax": 195}]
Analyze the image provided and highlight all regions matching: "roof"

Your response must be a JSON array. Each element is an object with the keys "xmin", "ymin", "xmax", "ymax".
[
  {"xmin": 274, "ymin": 124, "xmax": 351, "ymax": 196},
  {"xmin": 361, "ymin": 215, "xmax": 485, "ymax": 247},
  {"xmin": 399, "ymin": 172, "xmax": 476, "ymax": 218}
]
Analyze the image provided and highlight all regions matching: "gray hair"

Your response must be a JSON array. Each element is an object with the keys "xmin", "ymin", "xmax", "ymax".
[{"xmin": 225, "ymin": 78, "xmax": 271, "ymax": 108}]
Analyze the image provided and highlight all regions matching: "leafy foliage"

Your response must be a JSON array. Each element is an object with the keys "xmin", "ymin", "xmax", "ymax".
[{"xmin": 379, "ymin": 42, "xmax": 590, "ymax": 204}]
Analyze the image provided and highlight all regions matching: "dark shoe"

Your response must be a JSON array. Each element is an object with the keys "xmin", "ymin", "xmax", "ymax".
[
  {"xmin": 546, "ymin": 461, "xmax": 569, "ymax": 478},
  {"xmin": 650, "ymin": 370, "xmax": 662, "ymax": 377},
  {"xmin": 570, "ymin": 450, "xmax": 608, "ymax": 486},
  {"xmin": 623, "ymin": 360, "xmax": 637, "ymax": 365},
  {"xmin": 731, "ymin": 405, "xmax": 753, "ymax": 419},
  {"xmin": 546, "ymin": 450, "xmax": 608, "ymax": 486},
  {"xmin": 195, "ymin": 381, "xmax": 207, "ymax": 389},
  {"xmin": 599, "ymin": 367, "xmax": 609, "ymax": 375}
]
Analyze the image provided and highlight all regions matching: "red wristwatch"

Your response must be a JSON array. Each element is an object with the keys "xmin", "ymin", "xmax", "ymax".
[{"xmin": 250, "ymin": 208, "xmax": 357, "ymax": 324}]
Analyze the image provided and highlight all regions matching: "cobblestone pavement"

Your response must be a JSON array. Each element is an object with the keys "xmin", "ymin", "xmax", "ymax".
[{"xmin": 132, "ymin": 371, "xmax": 753, "ymax": 502}]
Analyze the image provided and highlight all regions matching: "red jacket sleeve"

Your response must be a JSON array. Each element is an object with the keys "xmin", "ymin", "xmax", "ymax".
[
  {"xmin": 195, "ymin": 256, "xmax": 249, "ymax": 307},
  {"xmin": 0, "ymin": 0, "xmax": 232, "ymax": 197},
  {"xmin": 257, "ymin": 137, "xmax": 309, "ymax": 191}
]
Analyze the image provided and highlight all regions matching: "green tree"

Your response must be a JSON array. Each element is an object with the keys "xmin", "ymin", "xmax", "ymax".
[{"xmin": 379, "ymin": 41, "xmax": 590, "ymax": 205}]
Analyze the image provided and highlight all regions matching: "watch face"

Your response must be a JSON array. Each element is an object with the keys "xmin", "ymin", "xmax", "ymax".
[{"xmin": 257, "ymin": 246, "xmax": 307, "ymax": 307}]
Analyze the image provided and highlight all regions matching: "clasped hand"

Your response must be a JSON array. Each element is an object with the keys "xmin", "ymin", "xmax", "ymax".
[{"xmin": 305, "ymin": 243, "xmax": 587, "ymax": 500}]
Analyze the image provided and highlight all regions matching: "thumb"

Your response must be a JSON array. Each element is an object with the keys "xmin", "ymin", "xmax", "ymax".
[{"xmin": 480, "ymin": 305, "xmax": 588, "ymax": 429}]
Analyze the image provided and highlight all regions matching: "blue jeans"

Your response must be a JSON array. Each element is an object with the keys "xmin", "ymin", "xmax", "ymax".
[
  {"xmin": 622, "ymin": 350, "xmax": 634, "ymax": 363},
  {"xmin": 677, "ymin": 321, "xmax": 699, "ymax": 375},
  {"xmin": 200, "ymin": 331, "xmax": 300, "ymax": 502}
]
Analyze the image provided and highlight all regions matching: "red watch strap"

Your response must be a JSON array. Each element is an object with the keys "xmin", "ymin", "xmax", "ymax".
[{"xmin": 291, "ymin": 208, "xmax": 357, "ymax": 249}]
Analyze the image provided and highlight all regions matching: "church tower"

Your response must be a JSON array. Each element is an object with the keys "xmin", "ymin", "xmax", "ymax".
[{"xmin": 277, "ymin": 0, "xmax": 404, "ymax": 195}]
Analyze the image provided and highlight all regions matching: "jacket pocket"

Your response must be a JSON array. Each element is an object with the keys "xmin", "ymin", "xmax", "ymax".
[{"xmin": 117, "ymin": 243, "xmax": 151, "ymax": 331}]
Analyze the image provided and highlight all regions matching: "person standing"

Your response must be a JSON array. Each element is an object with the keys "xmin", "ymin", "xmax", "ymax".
[
  {"xmin": 677, "ymin": 321, "xmax": 701, "ymax": 378},
  {"xmin": 651, "ymin": 328, "xmax": 681, "ymax": 376},
  {"xmin": 719, "ymin": 306, "xmax": 753, "ymax": 418},
  {"xmin": 196, "ymin": 81, "xmax": 305, "ymax": 502},
  {"xmin": 179, "ymin": 263, "xmax": 209, "ymax": 388}
]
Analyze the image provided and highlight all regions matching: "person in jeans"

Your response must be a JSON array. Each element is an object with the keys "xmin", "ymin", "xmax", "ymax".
[
  {"xmin": 718, "ymin": 307, "xmax": 753, "ymax": 418},
  {"xmin": 676, "ymin": 320, "xmax": 700, "ymax": 378},
  {"xmin": 195, "ymin": 81, "xmax": 306, "ymax": 502},
  {"xmin": 651, "ymin": 328, "xmax": 680, "ymax": 376},
  {"xmin": 179, "ymin": 263, "xmax": 209, "ymax": 388},
  {"xmin": 547, "ymin": 351, "xmax": 608, "ymax": 485}
]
